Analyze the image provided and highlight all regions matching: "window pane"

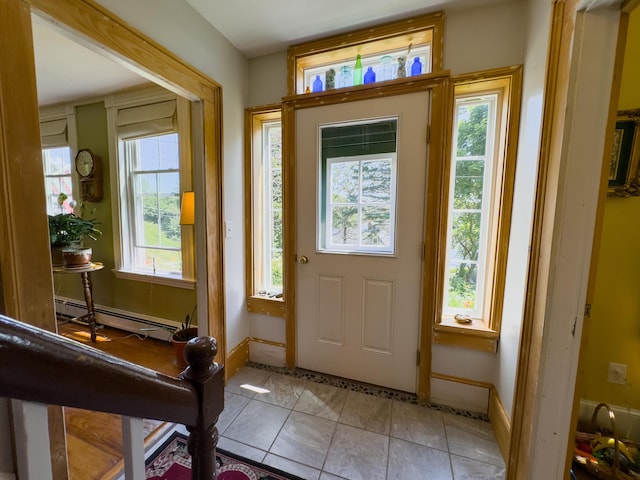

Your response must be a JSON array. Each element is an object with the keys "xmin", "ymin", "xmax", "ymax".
[
  {"xmin": 361, "ymin": 206, "xmax": 390, "ymax": 246},
  {"xmin": 139, "ymin": 247, "xmax": 182, "ymax": 274},
  {"xmin": 330, "ymin": 161, "xmax": 359, "ymax": 203},
  {"xmin": 126, "ymin": 133, "xmax": 181, "ymax": 276},
  {"xmin": 453, "ymin": 159, "xmax": 484, "ymax": 209},
  {"xmin": 450, "ymin": 211, "xmax": 481, "ymax": 262},
  {"xmin": 443, "ymin": 93, "xmax": 497, "ymax": 319},
  {"xmin": 456, "ymin": 104, "xmax": 488, "ymax": 156},
  {"xmin": 257, "ymin": 120, "xmax": 283, "ymax": 296},
  {"xmin": 137, "ymin": 133, "xmax": 179, "ymax": 171},
  {"xmin": 446, "ymin": 262, "xmax": 478, "ymax": 310},
  {"xmin": 43, "ymin": 147, "xmax": 74, "ymax": 215},
  {"xmin": 361, "ymin": 159, "xmax": 392, "ymax": 203},
  {"xmin": 331, "ymin": 206, "xmax": 358, "ymax": 245}
]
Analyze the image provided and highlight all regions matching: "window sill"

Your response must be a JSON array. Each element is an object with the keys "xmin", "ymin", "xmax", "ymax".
[
  {"xmin": 433, "ymin": 318, "xmax": 499, "ymax": 353},
  {"xmin": 112, "ymin": 269, "xmax": 196, "ymax": 289},
  {"xmin": 247, "ymin": 295, "xmax": 286, "ymax": 317}
]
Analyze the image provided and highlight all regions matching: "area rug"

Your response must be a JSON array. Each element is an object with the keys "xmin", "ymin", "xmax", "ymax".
[{"xmin": 146, "ymin": 430, "xmax": 305, "ymax": 480}]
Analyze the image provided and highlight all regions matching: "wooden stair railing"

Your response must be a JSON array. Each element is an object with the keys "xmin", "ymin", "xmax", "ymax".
[{"xmin": 0, "ymin": 314, "xmax": 224, "ymax": 480}]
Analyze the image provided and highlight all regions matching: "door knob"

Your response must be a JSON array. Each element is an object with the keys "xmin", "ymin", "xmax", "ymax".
[{"xmin": 298, "ymin": 255, "xmax": 309, "ymax": 264}]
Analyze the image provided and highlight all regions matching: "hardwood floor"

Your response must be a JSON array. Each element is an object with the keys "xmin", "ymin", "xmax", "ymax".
[{"xmin": 57, "ymin": 320, "xmax": 183, "ymax": 479}]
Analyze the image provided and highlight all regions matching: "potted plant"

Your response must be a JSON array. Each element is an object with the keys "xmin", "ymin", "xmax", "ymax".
[
  {"xmin": 48, "ymin": 195, "xmax": 101, "ymax": 266},
  {"xmin": 171, "ymin": 305, "xmax": 198, "ymax": 368}
]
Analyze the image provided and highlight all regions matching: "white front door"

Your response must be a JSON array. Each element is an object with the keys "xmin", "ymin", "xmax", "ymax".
[{"xmin": 296, "ymin": 92, "xmax": 430, "ymax": 393}]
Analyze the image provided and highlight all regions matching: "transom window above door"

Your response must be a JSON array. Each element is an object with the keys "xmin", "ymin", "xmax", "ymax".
[{"xmin": 319, "ymin": 119, "xmax": 398, "ymax": 255}]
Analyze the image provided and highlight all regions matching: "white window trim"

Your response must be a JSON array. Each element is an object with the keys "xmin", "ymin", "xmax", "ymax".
[{"xmin": 105, "ymin": 86, "xmax": 195, "ymax": 287}]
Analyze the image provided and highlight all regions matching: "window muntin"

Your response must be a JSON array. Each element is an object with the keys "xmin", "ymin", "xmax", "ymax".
[
  {"xmin": 259, "ymin": 121, "xmax": 283, "ymax": 296},
  {"xmin": 43, "ymin": 146, "xmax": 74, "ymax": 215},
  {"xmin": 443, "ymin": 95, "xmax": 498, "ymax": 320},
  {"xmin": 124, "ymin": 133, "xmax": 182, "ymax": 276}
]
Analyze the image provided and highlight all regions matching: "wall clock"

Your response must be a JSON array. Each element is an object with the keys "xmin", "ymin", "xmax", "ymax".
[{"xmin": 75, "ymin": 149, "xmax": 103, "ymax": 202}]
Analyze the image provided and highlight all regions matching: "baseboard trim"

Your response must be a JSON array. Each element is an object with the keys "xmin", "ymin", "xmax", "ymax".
[
  {"xmin": 225, "ymin": 337, "xmax": 250, "ymax": 381},
  {"xmin": 432, "ymin": 372, "xmax": 510, "ymax": 463},
  {"xmin": 489, "ymin": 385, "xmax": 511, "ymax": 463},
  {"xmin": 55, "ymin": 296, "xmax": 180, "ymax": 342},
  {"xmin": 431, "ymin": 372, "xmax": 493, "ymax": 390}
]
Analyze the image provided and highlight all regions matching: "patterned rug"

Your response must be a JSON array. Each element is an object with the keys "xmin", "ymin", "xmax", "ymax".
[{"xmin": 146, "ymin": 430, "xmax": 305, "ymax": 480}]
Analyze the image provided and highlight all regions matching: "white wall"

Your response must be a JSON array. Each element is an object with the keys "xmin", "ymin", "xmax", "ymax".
[
  {"xmin": 496, "ymin": 0, "xmax": 551, "ymax": 417},
  {"xmin": 95, "ymin": 0, "xmax": 252, "ymax": 351},
  {"xmin": 249, "ymin": 52, "xmax": 288, "ymax": 107}
]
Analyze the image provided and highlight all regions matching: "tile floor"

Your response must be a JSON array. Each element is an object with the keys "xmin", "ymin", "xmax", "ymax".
[{"xmin": 214, "ymin": 365, "xmax": 505, "ymax": 480}]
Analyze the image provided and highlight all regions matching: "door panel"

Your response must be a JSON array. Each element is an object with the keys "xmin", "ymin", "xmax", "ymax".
[{"xmin": 296, "ymin": 92, "xmax": 429, "ymax": 392}]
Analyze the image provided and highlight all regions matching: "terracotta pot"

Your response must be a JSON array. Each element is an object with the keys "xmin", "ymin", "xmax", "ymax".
[
  {"xmin": 171, "ymin": 327, "xmax": 198, "ymax": 368},
  {"xmin": 62, "ymin": 247, "xmax": 92, "ymax": 267}
]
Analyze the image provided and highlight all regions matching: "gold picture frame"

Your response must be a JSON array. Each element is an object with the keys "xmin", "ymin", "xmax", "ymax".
[{"xmin": 608, "ymin": 109, "xmax": 640, "ymax": 196}]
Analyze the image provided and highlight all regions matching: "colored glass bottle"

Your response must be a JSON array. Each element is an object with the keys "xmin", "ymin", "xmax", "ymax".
[
  {"xmin": 364, "ymin": 66, "xmax": 376, "ymax": 84},
  {"xmin": 312, "ymin": 75, "xmax": 323, "ymax": 92},
  {"xmin": 411, "ymin": 57, "xmax": 422, "ymax": 76},
  {"xmin": 353, "ymin": 54, "xmax": 363, "ymax": 86}
]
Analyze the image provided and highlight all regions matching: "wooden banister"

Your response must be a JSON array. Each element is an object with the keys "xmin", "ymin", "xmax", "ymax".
[{"xmin": 0, "ymin": 314, "xmax": 224, "ymax": 479}]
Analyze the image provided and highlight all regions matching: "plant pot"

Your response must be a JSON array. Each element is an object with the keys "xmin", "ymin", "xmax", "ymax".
[
  {"xmin": 62, "ymin": 247, "xmax": 92, "ymax": 267},
  {"xmin": 170, "ymin": 327, "xmax": 198, "ymax": 368},
  {"xmin": 51, "ymin": 246, "xmax": 66, "ymax": 266}
]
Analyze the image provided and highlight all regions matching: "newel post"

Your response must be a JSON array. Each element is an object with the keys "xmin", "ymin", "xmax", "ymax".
[{"xmin": 181, "ymin": 337, "xmax": 225, "ymax": 480}]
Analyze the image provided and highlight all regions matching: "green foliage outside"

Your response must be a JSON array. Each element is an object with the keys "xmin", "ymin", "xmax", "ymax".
[
  {"xmin": 329, "ymin": 158, "xmax": 392, "ymax": 247},
  {"xmin": 447, "ymin": 102, "xmax": 489, "ymax": 310},
  {"xmin": 140, "ymin": 193, "xmax": 182, "ymax": 273},
  {"xmin": 268, "ymin": 125, "xmax": 283, "ymax": 291}
]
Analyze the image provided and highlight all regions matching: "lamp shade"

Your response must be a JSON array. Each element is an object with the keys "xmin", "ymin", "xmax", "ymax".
[{"xmin": 179, "ymin": 191, "xmax": 195, "ymax": 225}]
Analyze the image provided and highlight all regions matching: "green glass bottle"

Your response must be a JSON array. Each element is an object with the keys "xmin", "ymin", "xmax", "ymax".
[{"xmin": 353, "ymin": 54, "xmax": 363, "ymax": 85}]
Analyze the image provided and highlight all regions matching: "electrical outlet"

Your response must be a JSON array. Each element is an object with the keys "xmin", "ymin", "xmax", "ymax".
[{"xmin": 607, "ymin": 362, "xmax": 627, "ymax": 384}]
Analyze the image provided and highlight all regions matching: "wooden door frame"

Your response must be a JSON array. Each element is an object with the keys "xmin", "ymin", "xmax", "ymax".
[
  {"xmin": 1, "ymin": 0, "xmax": 225, "ymax": 476},
  {"xmin": 507, "ymin": 1, "xmax": 624, "ymax": 478},
  {"xmin": 281, "ymin": 74, "xmax": 449, "ymax": 399}
]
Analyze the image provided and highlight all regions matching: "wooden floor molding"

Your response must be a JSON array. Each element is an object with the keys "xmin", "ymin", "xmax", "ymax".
[
  {"xmin": 225, "ymin": 337, "xmax": 250, "ymax": 380},
  {"xmin": 489, "ymin": 385, "xmax": 511, "ymax": 463}
]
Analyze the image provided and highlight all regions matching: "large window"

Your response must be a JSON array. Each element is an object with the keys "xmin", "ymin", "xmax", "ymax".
[
  {"xmin": 443, "ymin": 95, "xmax": 497, "ymax": 320},
  {"xmin": 106, "ymin": 88, "xmax": 194, "ymax": 287},
  {"xmin": 43, "ymin": 146, "xmax": 74, "ymax": 215},
  {"xmin": 245, "ymin": 106, "xmax": 285, "ymax": 316},
  {"xmin": 434, "ymin": 68, "xmax": 522, "ymax": 352},
  {"xmin": 125, "ymin": 133, "xmax": 181, "ymax": 275}
]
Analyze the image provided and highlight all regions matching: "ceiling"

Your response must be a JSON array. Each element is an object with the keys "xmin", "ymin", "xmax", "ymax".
[{"xmin": 33, "ymin": 0, "xmax": 511, "ymax": 107}]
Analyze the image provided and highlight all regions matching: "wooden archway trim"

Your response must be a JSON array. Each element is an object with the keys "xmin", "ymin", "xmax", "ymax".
[{"xmin": 24, "ymin": 0, "xmax": 226, "ymax": 360}]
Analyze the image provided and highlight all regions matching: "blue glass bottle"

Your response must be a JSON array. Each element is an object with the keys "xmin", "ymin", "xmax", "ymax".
[
  {"xmin": 312, "ymin": 75, "xmax": 323, "ymax": 92},
  {"xmin": 411, "ymin": 57, "xmax": 422, "ymax": 76},
  {"xmin": 364, "ymin": 67, "xmax": 376, "ymax": 84}
]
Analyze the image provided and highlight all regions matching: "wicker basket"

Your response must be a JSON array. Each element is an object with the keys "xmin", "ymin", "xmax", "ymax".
[{"xmin": 573, "ymin": 403, "xmax": 639, "ymax": 480}]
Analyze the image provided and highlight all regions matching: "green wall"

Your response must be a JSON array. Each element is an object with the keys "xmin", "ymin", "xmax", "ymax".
[
  {"xmin": 54, "ymin": 101, "xmax": 197, "ymax": 325},
  {"xmin": 581, "ymin": 9, "xmax": 640, "ymax": 409}
]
